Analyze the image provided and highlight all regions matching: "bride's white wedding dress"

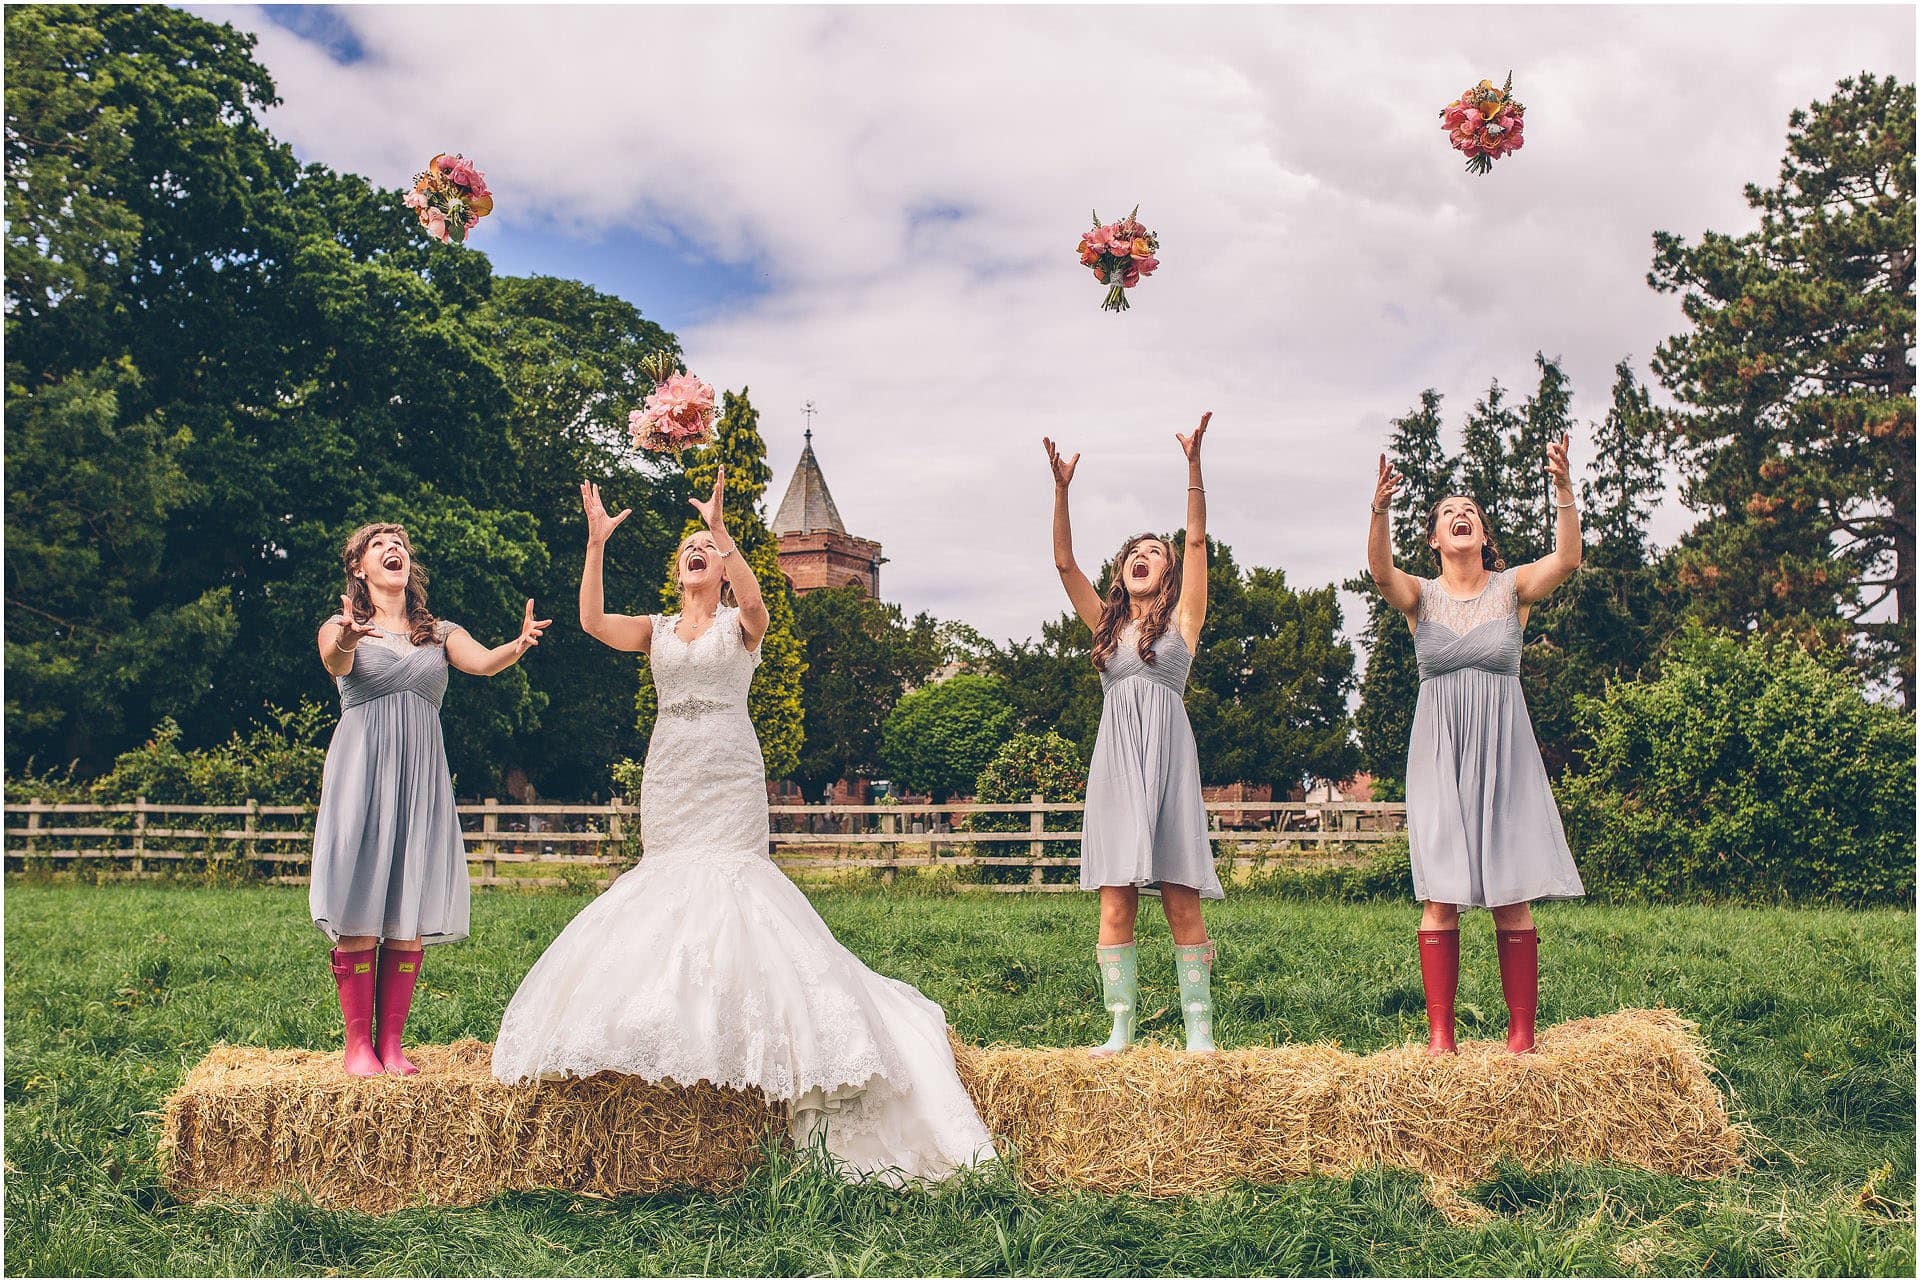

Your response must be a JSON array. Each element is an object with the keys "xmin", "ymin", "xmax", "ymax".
[{"xmin": 491, "ymin": 604, "xmax": 993, "ymax": 1183}]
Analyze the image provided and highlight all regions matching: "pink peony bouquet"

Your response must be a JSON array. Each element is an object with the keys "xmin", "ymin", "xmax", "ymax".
[
  {"xmin": 628, "ymin": 353, "xmax": 716, "ymax": 456},
  {"xmin": 1440, "ymin": 74, "xmax": 1525, "ymax": 175},
  {"xmin": 406, "ymin": 153, "xmax": 494, "ymax": 243},
  {"xmin": 1076, "ymin": 206, "xmax": 1160, "ymax": 313}
]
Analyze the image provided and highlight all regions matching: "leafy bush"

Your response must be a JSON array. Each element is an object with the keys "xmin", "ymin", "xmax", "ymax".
[
  {"xmin": 88, "ymin": 702, "xmax": 332, "ymax": 806},
  {"xmin": 879, "ymin": 674, "xmax": 1015, "ymax": 801},
  {"xmin": 968, "ymin": 731, "xmax": 1088, "ymax": 886},
  {"xmin": 1559, "ymin": 626, "xmax": 1915, "ymax": 905}
]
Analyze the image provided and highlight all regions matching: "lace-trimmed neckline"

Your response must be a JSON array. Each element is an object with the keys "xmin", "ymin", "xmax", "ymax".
[{"xmin": 669, "ymin": 606, "xmax": 731, "ymax": 646}]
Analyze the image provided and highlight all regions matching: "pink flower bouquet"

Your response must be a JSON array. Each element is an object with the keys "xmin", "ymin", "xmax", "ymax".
[
  {"xmin": 1440, "ymin": 74, "xmax": 1525, "ymax": 176},
  {"xmin": 1076, "ymin": 206, "xmax": 1160, "ymax": 313},
  {"xmin": 628, "ymin": 354, "xmax": 716, "ymax": 457},
  {"xmin": 407, "ymin": 153, "xmax": 494, "ymax": 244}
]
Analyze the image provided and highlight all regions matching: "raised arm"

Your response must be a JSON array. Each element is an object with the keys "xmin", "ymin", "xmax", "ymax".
[
  {"xmin": 691, "ymin": 465, "xmax": 769, "ymax": 651},
  {"xmin": 577, "ymin": 480, "xmax": 655, "ymax": 653},
  {"xmin": 445, "ymin": 600, "xmax": 551, "ymax": 676},
  {"xmin": 318, "ymin": 594, "xmax": 380, "ymax": 678},
  {"xmin": 1514, "ymin": 433, "xmax": 1583, "ymax": 604},
  {"xmin": 1367, "ymin": 455, "xmax": 1422, "ymax": 618},
  {"xmin": 1043, "ymin": 437, "xmax": 1104, "ymax": 631},
  {"xmin": 1174, "ymin": 412, "xmax": 1211, "ymax": 650}
]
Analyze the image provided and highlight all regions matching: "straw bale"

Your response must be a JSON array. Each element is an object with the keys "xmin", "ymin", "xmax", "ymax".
[{"xmin": 160, "ymin": 1009, "xmax": 1741, "ymax": 1214}]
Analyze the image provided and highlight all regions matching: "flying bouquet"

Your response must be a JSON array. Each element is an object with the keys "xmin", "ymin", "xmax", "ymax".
[
  {"xmin": 405, "ymin": 153, "xmax": 494, "ymax": 243},
  {"xmin": 1076, "ymin": 206, "xmax": 1160, "ymax": 313},
  {"xmin": 1440, "ymin": 74, "xmax": 1525, "ymax": 175},
  {"xmin": 628, "ymin": 352, "xmax": 716, "ymax": 459}
]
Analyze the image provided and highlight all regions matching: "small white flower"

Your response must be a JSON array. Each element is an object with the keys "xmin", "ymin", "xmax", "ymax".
[
  {"xmin": 1187, "ymin": 969, "xmax": 1201, "ymax": 982},
  {"xmin": 1106, "ymin": 966, "xmax": 1120, "ymax": 981}
]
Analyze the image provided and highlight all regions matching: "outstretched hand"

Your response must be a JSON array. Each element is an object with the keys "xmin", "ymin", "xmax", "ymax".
[
  {"xmin": 1043, "ymin": 437, "xmax": 1080, "ymax": 488},
  {"xmin": 512, "ymin": 599, "xmax": 552, "ymax": 656},
  {"xmin": 1545, "ymin": 432, "xmax": 1573, "ymax": 494},
  {"xmin": 1372, "ymin": 454, "xmax": 1404, "ymax": 514},
  {"xmin": 582, "ymin": 481, "xmax": 631, "ymax": 546},
  {"xmin": 690, "ymin": 465, "xmax": 726, "ymax": 530},
  {"xmin": 336, "ymin": 595, "xmax": 380, "ymax": 648},
  {"xmin": 1176, "ymin": 411, "xmax": 1211, "ymax": 461}
]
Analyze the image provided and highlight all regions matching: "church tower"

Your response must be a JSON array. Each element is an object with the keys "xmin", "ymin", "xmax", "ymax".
[{"xmin": 772, "ymin": 428, "xmax": 884, "ymax": 596}]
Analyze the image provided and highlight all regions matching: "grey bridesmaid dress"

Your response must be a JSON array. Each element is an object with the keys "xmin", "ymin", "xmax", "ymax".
[
  {"xmin": 309, "ymin": 618, "xmax": 472, "ymax": 946},
  {"xmin": 1080, "ymin": 621, "xmax": 1224, "ymax": 900},
  {"xmin": 1405, "ymin": 571, "xmax": 1585, "ymax": 909}
]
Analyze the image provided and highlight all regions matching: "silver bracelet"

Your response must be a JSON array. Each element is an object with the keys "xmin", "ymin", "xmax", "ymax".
[
  {"xmin": 1371, "ymin": 505, "xmax": 1389, "ymax": 516},
  {"xmin": 1554, "ymin": 496, "xmax": 1576, "ymax": 509}
]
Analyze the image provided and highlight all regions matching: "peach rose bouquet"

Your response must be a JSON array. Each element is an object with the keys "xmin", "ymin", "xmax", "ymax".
[
  {"xmin": 1076, "ymin": 206, "xmax": 1160, "ymax": 313},
  {"xmin": 628, "ymin": 352, "xmax": 717, "ymax": 459},
  {"xmin": 405, "ymin": 153, "xmax": 494, "ymax": 244},
  {"xmin": 1441, "ymin": 75, "xmax": 1525, "ymax": 175}
]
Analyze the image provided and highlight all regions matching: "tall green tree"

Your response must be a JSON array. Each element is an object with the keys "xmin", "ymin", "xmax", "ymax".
[
  {"xmin": 636, "ymin": 389, "xmax": 806, "ymax": 779},
  {"xmin": 1509, "ymin": 354, "xmax": 1576, "ymax": 564},
  {"xmin": 1583, "ymin": 359, "xmax": 1668, "ymax": 571},
  {"xmin": 1458, "ymin": 378, "xmax": 1523, "ymax": 535},
  {"xmin": 474, "ymin": 276, "xmax": 679, "ymax": 794},
  {"xmin": 1185, "ymin": 539, "xmax": 1359, "ymax": 794},
  {"xmin": 1649, "ymin": 72, "xmax": 1916, "ymax": 706},
  {"xmin": 791, "ymin": 586, "xmax": 943, "ymax": 799},
  {"xmin": 1354, "ymin": 391, "xmax": 1454, "ymax": 790}
]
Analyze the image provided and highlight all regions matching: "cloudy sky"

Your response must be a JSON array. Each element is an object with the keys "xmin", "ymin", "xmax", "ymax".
[{"xmin": 195, "ymin": 3, "xmax": 1914, "ymax": 645}]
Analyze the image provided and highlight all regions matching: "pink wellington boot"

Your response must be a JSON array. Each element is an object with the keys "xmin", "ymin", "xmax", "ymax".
[
  {"xmin": 330, "ymin": 948, "xmax": 383, "ymax": 1076},
  {"xmin": 1496, "ymin": 928, "xmax": 1540, "ymax": 1054},
  {"xmin": 1418, "ymin": 929, "xmax": 1460, "ymax": 1056},
  {"xmin": 375, "ymin": 945, "xmax": 424, "ymax": 1075}
]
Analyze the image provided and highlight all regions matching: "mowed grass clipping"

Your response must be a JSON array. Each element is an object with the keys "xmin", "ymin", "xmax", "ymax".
[{"xmin": 5, "ymin": 883, "xmax": 1914, "ymax": 1276}]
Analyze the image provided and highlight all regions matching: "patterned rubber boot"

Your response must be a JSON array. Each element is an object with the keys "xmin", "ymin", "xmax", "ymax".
[
  {"xmin": 1175, "ymin": 941, "xmax": 1217, "ymax": 1053},
  {"xmin": 1496, "ymin": 928, "xmax": 1539, "ymax": 1054},
  {"xmin": 330, "ymin": 948, "xmax": 383, "ymax": 1077},
  {"xmin": 1090, "ymin": 942, "xmax": 1138, "ymax": 1057},
  {"xmin": 375, "ymin": 946, "xmax": 424, "ymax": 1076},
  {"xmin": 1418, "ymin": 929, "xmax": 1460, "ymax": 1056}
]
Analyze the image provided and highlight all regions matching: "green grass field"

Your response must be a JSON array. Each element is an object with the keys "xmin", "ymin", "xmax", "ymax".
[{"xmin": 4, "ymin": 882, "xmax": 1914, "ymax": 1276}]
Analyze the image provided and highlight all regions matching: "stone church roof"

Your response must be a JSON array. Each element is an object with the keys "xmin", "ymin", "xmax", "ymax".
[{"xmin": 772, "ymin": 431, "xmax": 847, "ymax": 536}]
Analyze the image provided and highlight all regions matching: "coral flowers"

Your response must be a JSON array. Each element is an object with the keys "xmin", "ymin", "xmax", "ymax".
[
  {"xmin": 1441, "ymin": 75, "xmax": 1526, "ymax": 175},
  {"xmin": 1077, "ymin": 206, "xmax": 1160, "ymax": 313},
  {"xmin": 628, "ymin": 352, "xmax": 717, "ymax": 457},
  {"xmin": 406, "ymin": 153, "xmax": 494, "ymax": 244}
]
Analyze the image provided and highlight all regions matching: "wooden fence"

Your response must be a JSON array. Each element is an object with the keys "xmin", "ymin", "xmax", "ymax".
[{"xmin": 3, "ymin": 796, "xmax": 1405, "ymax": 892}]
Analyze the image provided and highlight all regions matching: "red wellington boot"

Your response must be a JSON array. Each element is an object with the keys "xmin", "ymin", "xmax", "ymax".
[
  {"xmin": 329, "ymin": 948, "xmax": 383, "ymax": 1076},
  {"xmin": 1417, "ymin": 929, "xmax": 1460, "ymax": 1056},
  {"xmin": 1496, "ymin": 928, "xmax": 1539, "ymax": 1054},
  {"xmin": 375, "ymin": 946, "xmax": 424, "ymax": 1076}
]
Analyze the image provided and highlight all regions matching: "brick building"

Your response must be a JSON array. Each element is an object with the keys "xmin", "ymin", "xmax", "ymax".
[{"xmin": 772, "ymin": 429, "xmax": 884, "ymax": 595}]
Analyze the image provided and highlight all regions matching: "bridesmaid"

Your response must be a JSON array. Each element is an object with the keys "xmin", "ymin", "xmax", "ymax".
[
  {"xmin": 311, "ymin": 523, "xmax": 549, "ymax": 1076},
  {"xmin": 1366, "ymin": 436, "xmax": 1586, "ymax": 1055},
  {"xmin": 1045, "ymin": 414, "xmax": 1222, "ymax": 1057}
]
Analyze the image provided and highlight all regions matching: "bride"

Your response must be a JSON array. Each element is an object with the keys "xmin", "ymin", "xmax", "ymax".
[{"xmin": 491, "ymin": 469, "xmax": 993, "ymax": 1184}]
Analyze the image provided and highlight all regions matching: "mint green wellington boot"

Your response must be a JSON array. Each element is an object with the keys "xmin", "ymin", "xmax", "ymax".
[
  {"xmin": 1175, "ymin": 941, "xmax": 1218, "ymax": 1053},
  {"xmin": 1091, "ymin": 941, "xmax": 1138, "ymax": 1057}
]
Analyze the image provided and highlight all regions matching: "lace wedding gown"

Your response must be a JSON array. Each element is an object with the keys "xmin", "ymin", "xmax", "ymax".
[{"xmin": 491, "ymin": 604, "xmax": 994, "ymax": 1183}]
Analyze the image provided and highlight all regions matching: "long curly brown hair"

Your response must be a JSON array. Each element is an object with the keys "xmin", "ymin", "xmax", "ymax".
[
  {"xmin": 340, "ymin": 523, "xmax": 442, "ymax": 646},
  {"xmin": 1424, "ymin": 497, "xmax": 1508, "ymax": 572},
  {"xmin": 1090, "ymin": 534, "xmax": 1182, "ymax": 672}
]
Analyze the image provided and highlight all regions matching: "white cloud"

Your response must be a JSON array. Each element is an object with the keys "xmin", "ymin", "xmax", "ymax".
[{"xmin": 202, "ymin": 3, "xmax": 1914, "ymax": 642}]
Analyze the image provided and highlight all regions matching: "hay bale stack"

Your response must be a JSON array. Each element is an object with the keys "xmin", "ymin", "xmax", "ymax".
[
  {"xmin": 160, "ymin": 1040, "xmax": 783, "ymax": 1213},
  {"xmin": 160, "ymin": 1009, "xmax": 1741, "ymax": 1214},
  {"xmin": 952, "ymin": 1008, "xmax": 1744, "ymax": 1196}
]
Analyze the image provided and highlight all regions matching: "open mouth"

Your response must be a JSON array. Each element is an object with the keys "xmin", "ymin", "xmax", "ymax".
[
  {"xmin": 382, "ymin": 553, "xmax": 404, "ymax": 572},
  {"xmin": 1450, "ymin": 519, "xmax": 1473, "ymax": 537},
  {"xmin": 1130, "ymin": 563, "xmax": 1149, "ymax": 578},
  {"xmin": 687, "ymin": 553, "xmax": 708, "ymax": 572}
]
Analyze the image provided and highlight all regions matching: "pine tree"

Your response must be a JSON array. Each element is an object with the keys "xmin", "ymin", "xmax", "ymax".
[
  {"xmin": 1354, "ymin": 391, "xmax": 1455, "ymax": 790},
  {"xmin": 1583, "ymin": 359, "xmax": 1667, "ymax": 572},
  {"xmin": 1458, "ymin": 378, "xmax": 1522, "ymax": 538},
  {"xmin": 635, "ymin": 388, "xmax": 806, "ymax": 778},
  {"xmin": 1649, "ymin": 73, "xmax": 1915, "ymax": 706},
  {"xmin": 1509, "ymin": 354, "xmax": 1576, "ymax": 564}
]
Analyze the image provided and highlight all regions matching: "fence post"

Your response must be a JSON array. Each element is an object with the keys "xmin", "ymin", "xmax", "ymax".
[
  {"xmin": 132, "ymin": 797, "xmax": 147, "ymax": 877},
  {"xmin": 244, "ymin": 798, "xmax": 260, "ymax": 875},
  {"xmin": 26, "ymin": 807, "xmax": 41, "ymax": 866},
  {"xmin": 1029, "ymin": 792, "xmax": 1045, "ymax": 886},
  {"xmin": 607, "ymin": 796, "xmax": 625, "ymax": 869},
  {"xmin": 481, "ymin": 798, "xmax": 499, "ymax": 883}
]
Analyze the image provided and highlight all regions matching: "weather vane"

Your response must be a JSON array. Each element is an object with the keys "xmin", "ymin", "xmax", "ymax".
[{"xmin": 802, "ymin": 399, "xmax": 817, "ymax": 443}]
